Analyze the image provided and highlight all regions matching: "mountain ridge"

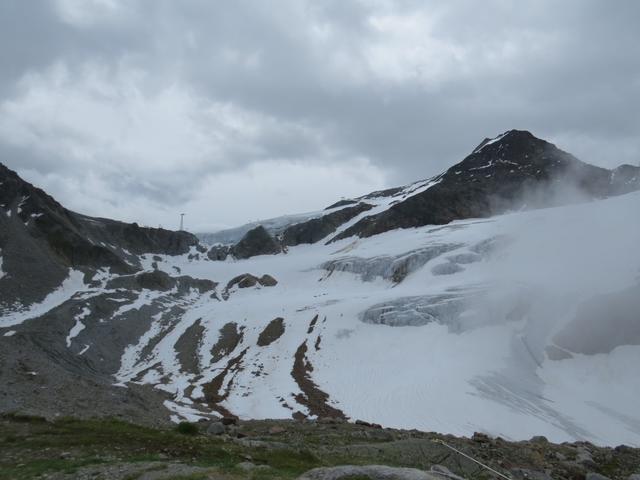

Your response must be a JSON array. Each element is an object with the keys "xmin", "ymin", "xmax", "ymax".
[
  {"xmin": 1, "ymin": 130, "xmax": 639, "ymax": 447},
  {"xmin": 200, "ymin": 130, "xmax": 639, "ymax": 253}
]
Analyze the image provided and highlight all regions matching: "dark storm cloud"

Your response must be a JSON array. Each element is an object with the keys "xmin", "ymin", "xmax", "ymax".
[{"xmin": 0, "ymin": 0, "xmax": 638, "ymax": 229}]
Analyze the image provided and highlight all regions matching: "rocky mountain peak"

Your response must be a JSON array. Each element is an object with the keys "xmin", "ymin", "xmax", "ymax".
[
  {"xmin": 468, "ymin": 129, "xmax": 569, "ymax": 168},
  {"xmin": 472, "ymin": 129, "xmax": 537, "ymax": 153},
  {"xmin": 332, "ymin": 130, "xmax": 637, "ymax": 241}
]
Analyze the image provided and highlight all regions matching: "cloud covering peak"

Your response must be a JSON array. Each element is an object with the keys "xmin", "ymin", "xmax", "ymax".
[{"xmin": 0, "ymin": 0, "xmax": 638, "ymax": 231}]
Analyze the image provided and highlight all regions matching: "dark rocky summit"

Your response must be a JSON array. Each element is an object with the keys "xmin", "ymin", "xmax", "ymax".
[{"xmin": 332, "ymin": 130, "xmax": 640, "ymax": 241}]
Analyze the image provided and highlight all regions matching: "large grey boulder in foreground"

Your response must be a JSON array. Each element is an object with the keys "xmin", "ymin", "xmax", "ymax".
[{"xmin": 297, "ymin": 465, "xmax": 448, "ymax": 480}]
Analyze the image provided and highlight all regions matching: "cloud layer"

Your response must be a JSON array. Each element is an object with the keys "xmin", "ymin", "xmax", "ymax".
[{"xmin": 1, "ymin": 0, "xmax": 638, "ymax": 231}]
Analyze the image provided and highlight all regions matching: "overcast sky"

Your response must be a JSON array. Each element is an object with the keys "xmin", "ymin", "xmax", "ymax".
[{"xmin": 1, "ymin": 0, "xmax": 638, "ymax": 232}]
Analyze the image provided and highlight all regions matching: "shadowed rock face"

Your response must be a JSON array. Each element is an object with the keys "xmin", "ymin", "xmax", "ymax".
[
  {"xmin": 221, "ymin": 273, "xmax": 278, "ymax": 300},
  {"xmin": 174, "ymin": 319, "xmax": 205, "ymax": 375},
  {"xmin": 333, "ymin": 130, "xmax": 639, "ymax": 241},
  {"xmin": 281, "ymin": 203, "xmax": 373, "ymax": 246},
  {"xmin": 257, "ymin": 317, "xmax": 285, "ymax": 346},
  {"xmin": 231, "ymin": 225, "xmax": 282, "ymax": 259},
  {"xmin": 207, "ymin": 244, "xmax": 231, "ymax": 261},
  {"xmin": 210, "ymin": 322, "xmax": 244, "ymax": 363},
  {"xmin": 207, "ymin": 225, "xmax": 285, "ymax": 262},
  {"xmin": 106, "ymin": 270, "xmax": 216, "ymax": 294}
]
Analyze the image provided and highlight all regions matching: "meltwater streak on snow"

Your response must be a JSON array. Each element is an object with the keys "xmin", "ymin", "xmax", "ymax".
[{"xmin": 0, "ymin": 269, "xmax": 85, "ymax": 328}]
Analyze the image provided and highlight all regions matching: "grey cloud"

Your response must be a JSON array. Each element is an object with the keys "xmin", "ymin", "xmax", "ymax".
[{"xmin": 0, "ymin": 0, "xmax": 638, "ymax": 227}]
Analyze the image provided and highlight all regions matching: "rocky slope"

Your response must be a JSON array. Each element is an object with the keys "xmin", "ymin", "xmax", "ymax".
[{"xmin": 1, "ymin": 131, "xmax": 639, "ymax": 448}]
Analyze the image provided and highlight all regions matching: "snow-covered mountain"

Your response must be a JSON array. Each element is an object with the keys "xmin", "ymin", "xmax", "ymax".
[{"xmin": 1, "ymin": 130, "xmax": 639, "ymax": 446}]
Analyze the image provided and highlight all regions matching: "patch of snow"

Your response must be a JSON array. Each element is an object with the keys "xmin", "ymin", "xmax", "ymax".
[
  {"xmin": 165, "ymin": 400, "xmax": 208, "ymax": 423},
  {"xmin": 3, "ymin": 330, "xmax": 16, "ymax": 337},
  {"xmin": 473, "ymin": 131, "xmax": 510, "ymax": 153},
  {"xmin": 66, "ymin": 307, "xmax": 90, "ymax": 347},
  {"xmin": 0, "ymin": 269, "xmax": 85, "ymax": 328},
  {"xmin": 16, "ymin": 195, "xmax": 30, "ymax": 214}
]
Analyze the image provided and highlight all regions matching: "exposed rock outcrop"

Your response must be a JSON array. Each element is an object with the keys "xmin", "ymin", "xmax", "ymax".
[
  {"xmin": 207, "ymin": 225, "xmax": 284, "ymax": 262},
  {"xmin": 222, "ymin": 273, "xmax": 278, "ymax": 300},
  {"xmin": 106, "ymin": 270, "xmax": 216, "ymax": 294},
  {"xmin": 257, "ymin": 317, "xmax": 285, "ymax": 346},
  {"xmin": 282, "ymin": 203, "xmax": 373, "ymax": 246},
  {"xmin": 207, "ymin": 244, "xmax": 231, "ymax": 261},
  {"xmin": 232, "ymin": 225, "xmax": 282, "ymax": 259}
]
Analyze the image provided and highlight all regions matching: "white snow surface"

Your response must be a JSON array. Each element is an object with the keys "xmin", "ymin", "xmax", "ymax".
[{"xmin": 0, "ymin": 269, "xmax": 86, "ymax": 328}]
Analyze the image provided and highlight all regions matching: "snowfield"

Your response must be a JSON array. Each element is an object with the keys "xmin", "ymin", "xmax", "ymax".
[{"xmin": 131, "ymin": 190, "xmax": 640, "ymax": 446}]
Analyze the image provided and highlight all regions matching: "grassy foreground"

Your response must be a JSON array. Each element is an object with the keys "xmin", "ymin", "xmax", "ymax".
[
  {"xmin": 1, "ymin": 414, "xmax": 639, "ymax": 480},
  {"xmin": 1, "ymin": 415, "xmax": 318, "ymax": 480}
]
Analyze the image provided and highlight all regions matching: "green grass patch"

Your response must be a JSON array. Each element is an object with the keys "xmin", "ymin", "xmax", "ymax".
[{"xmin": 175, "ymin": 421, "xmax": 199, "ymax": 436}]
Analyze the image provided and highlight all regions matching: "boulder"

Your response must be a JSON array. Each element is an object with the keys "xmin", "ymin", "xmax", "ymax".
[
  {"xmin": 586, "ymin": 474, "xmax": 612, "ymax": 480},
  {"xmin": 257, "ymin": 318, "xmax": 285, "ymax": 347},
  {"xmin": 232, "ymin": 225, "xmax": 282, "ymax": 259},
  {"xmin": 259, "ymin": 274, "xmax": 278, "ymax": 286},
  {"xmin": 206, "ymin": 422, "xmax": 225, "ymax": 435},
  {"xmin": 298, "ymin": 465, "xmax": 443, "ymax": 480}
]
